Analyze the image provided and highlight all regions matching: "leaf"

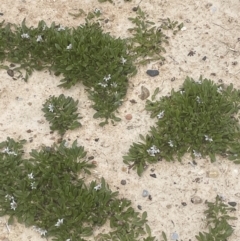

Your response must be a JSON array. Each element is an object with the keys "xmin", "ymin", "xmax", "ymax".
[
  {"xmin": 55, "ymin": 43, "xmax": 62, "ymax": 51},
  {"xmin": 161, "ymin": 231, "xmax": 168, "ymax": 241}
]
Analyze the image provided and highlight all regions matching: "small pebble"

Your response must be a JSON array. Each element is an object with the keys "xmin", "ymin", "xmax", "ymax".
[
  {"xmin": 0, "ymin": 13, "xmax": 3, "ymax": 16},
  {"xmin": 125, "ymin": 114, "xmax": 132, "ymax": 120},
  {"xmin": 142, "ymin": 190, "xmax": 149, "ymax": 197},
  {"xmin": 171, "ymin": 231, "xmax": 179, "ymax": 240},
  {"xmin": 94, "ymin": 138, "xmax": 99, "ymax": 142},
  {"xmin": 137, "ymin": 205, "xmax": 142, "ymax": 210},
  {"xmin": 150, "ymin": 173, "xmax": 156, "ymax": 178},
  {"xmin": 138, "ymin": 86, "xmax": 150, "ymax": 100},
  {"xmin": 228, "ymin": 201, "xmax": 237, "ymax": 207},
  {"xmin": 191, "ymin": 196, "xmax": 203, "ymax": 204},
  {"xmin": 88, "ymin": 156, "xmax": 94, "ymax": 160},
  {"xmin": 202, "ymin": 56, "xmax": 207, "ymax": 61},
  {"xmin": 132, "ymin": 7, "xmax": 138, "ymax": 11},
  {"xmin": 146, "ymin": 69, "xmax": 159, "ymax": 77},
  {"xmin": 148, "ymin": 195, "xmax": 152, "ymax": 200},
  {"xmin": 7, "ymin": 69, "xmax": 14, "ymax": 77},
  {"xmin": 181, "ymin": 202, "xmax": 187, "ymax": 206},
  {"xmin": 206, "ymin": 170, "xmax": 219, "ymax": 178},
  {"xmin": 121, "ymin": 180, "xmax": 126, "ymax": 185},
  {"xmin": 166, "ymin": 204, "xmax": 172, "ymax": 209}
]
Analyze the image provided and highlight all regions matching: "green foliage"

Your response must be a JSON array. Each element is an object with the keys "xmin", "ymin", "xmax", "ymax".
[
  {"xmin": 196, "ymin": 196, "xmax": 237, "ymax": 241},
  {"xmin": 123, "ymin": 76, "xmax": 240, "ymax": 175},
  {"xmin": 42, "ymin": 94, "xmax": 82, "ymax": 136},
  {"xmin": 127, "ymin": 8, "xmax": 183, "ymax": 64},
  {"xmin": 0, "ymin": 138, "xmax": 155, "ymax": 241},
  {"xmin": 0, "ymin": 19, "xmax": 136, "ymax": 125}
]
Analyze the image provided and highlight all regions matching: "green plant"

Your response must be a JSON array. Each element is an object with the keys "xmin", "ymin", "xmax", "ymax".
[
  {"xmin": 0, "ymin": 19, "xmax": 136, "ymax": 125},
  {"xmin": 123, "ymin": 76, "xmax": 240, "ymax": 175},
  {"xmin": 42, "ymin": 94, "xmax": 82, "ymax": 136},
  {"xmin": 0, "ymin": 137, "xmax": 156, "ymax": 241},
  {"xmin": 196, "ymin": 196, "xmax": 237, "ymax": 241},
  {"xmin": 127, "ymin": 8, "xmax": 183, "ymax": 64}
]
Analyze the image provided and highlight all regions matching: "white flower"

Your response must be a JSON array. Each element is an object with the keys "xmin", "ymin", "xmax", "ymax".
[
  {"xmin": 48, "ymin": 104, "xmax": 54, "ymax": 112},
  {"xmin": 31, "ymin": 182, "xmax": 36, "ymax": 189},
  {"xmin": 111, "ymin": 82, "xmax": 117, "ymax": 88},
  {"xmin": 157, "ymin": 111, "xmax": 165, "ymax": 119},
  {"xmin": 21, "ymin": 33, "xmax": 30, "ymax": 39},
  {"xmin": 28, "ymin": 173, "xmax": 34, "ymax": 179},
  {"xmin": 180, "ymin": 90, "xmax": 185, "ymax": 94},
  {"xmin": 195, "ymin": 80, "xmax": 202, "ymax": 84},
  {"xmin": 193, "ymin": 150, "xmax": 202, "ymax": 158},
  {"xmin": 10, "ymin": 200, "xmax": 17, "ymax": 210},
  {"xmin": 94, "ymin": 8, "xmax": 101, "ymax": 14},
  {"xmin": 168, "ymin": 140, "xmax": 174, "ymax": 147},
  {"xmin": 55, "ymin": 218, "xmax": 64, "ymax": 227},
  {"xmin": 33, "ymin": 226, "xmax": 47, "ymax": 236},
  {"xmin": 66, "ymin": 239, "xmax": 71, "ymax": 241},
  {"xmin": 57, "ymin": 25, "xmax": 65, "ymax": 31},
  {"xmin": 66, "ymin": 43, "xmax": 72, "ymax": 50},
  {"xmin": 36, "ymin": 35, "xmax": 43, "ymax": 42},
  {"xmin": 5, "ymin": 194, "xmax": 14, "ymax": 201},
  {"xmin": 204, "ymin": 135, "xmax": 213, "ymax": 142},
  {"xmin": 120, "ymin": 57, "xmax": 127, "ymax": 65},
  {"xmin": 217, "ymin": 86, "xmax": 222, "ymax": 94},
  {"xmin": 94, "ymin": 184, "xmax": 101, "ymax": 191},
  {"xmin": 42, "ymin": 24, "xmax": 47, "ymax": 31},
  {"xmin": 196, "ymin": 96, "xmax": 202, "ymax": 103},
  {"xmin": 3, "ymin": 147, "xmax": 17, "ymax": 155},
  {"xmin": 103, "ymin": 74, "xmax": 111, "ymax": 82},
  {"xmin": 147, "ymin": 145, "xmax": 160, "ymax": 156},
  {"xmin": 98, "ymin": 82, "xmax": 108, "ymax": 88}
]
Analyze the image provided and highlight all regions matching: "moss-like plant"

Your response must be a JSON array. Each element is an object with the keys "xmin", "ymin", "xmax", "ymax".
[
  {"xmin": 0, "ymin": 138, "xmax": 155, "ymax": 241},
  {"xmin": 42, "ymin": 94, "xmax": 82, "ymax": 136},
  {"xmin": 123, "ymin": 76, "xmax": 240, "ymax": 175}
]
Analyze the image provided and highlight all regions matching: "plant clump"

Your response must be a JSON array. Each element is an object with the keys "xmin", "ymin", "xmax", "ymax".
[
  {"xmin": 123, "ymin": 76, "xmax": 240, "ymax": 176},
  {"xmin": 42, "ymin": 94, "xmax": 82, "ymax": 136},
  {"xmin": 0, "ymin": 137, "xmax": 155, "ymax": 241}
]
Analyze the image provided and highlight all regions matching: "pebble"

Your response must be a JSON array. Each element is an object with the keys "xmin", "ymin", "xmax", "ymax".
[
  {"xmin": 121, "ymin": 180, "xmax": 126, "ymax": 185},
  {"xmin": 125, "ymin": 114, "xmax": 132, "ymax": 120},
  {"xmin": 7, "ymin": 69, "xmax": 14, "ymax": 77},
  {"xmin": 181, "ymin": 202, "xmax": 187, "ymax": 206},
  {"xmin": 191, "ymin": 196, "xmax": 203, "ymax": 204},
  {"xmin": 142, "ymin": 190, "xmax": 149, "ymax": 197},
  {"xmin": 171, "ymin": 231, "xmax": 179, "ymax": 240},
  {"xmin": 228, "ymin": 202, "xmax": 237, "ymax": 207},
  {"xmin": 137, "ymin": 205, "xmax": 142, "ymax": 210},
  {"xmin": 206, "ymin": 170, "xmax": 219, "ymax": 178},
  {"xmin": 138, "ymin": 86, "xmax": 150, "ymax": 100},
  {"xmin": 166, "ymin": 204, "xmax": 172, "ymax": 209},
  {"xmin": 146, "ymin": 69, "xmax": 159, "ymax": 77},
  {"xmin": 150, "ymin": 173, "xmax": 156, "ymax": 178}
]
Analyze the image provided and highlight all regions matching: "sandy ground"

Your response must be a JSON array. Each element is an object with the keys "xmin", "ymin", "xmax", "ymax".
[{"xmin": 0, "ymin": 0, "xmax": 240, "ymax": 240}]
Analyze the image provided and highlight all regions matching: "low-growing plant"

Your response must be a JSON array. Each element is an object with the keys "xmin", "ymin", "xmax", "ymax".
[
  {"xmin": 0, "ymin": 19, "xmax": 136, "ymax": 125},
  {"xmin": 123, "ymin": 76, "xmax": 240, "ymax": 175},
  {"xmin": 127, "ymin": 8, "xmax": 183, "ymax": 64},
  {"xmin": 42, "ymin": 94, "xmax": 82, "ymax": 136},
  {"xmin": 0, "ymin": 138, "xmax": 155, "ymax": 241},
  {"xmin": 160, "ymin": 195, "xmax": 237, "ymax": 241}
]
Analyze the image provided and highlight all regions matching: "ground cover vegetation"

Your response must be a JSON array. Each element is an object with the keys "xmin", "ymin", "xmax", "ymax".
[{"xmin": 0, "ymin": 2, "xmax": 238, "ymax": 241}]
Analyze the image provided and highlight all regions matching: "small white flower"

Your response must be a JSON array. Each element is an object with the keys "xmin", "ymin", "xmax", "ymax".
[
  {"xmin": 94, "ymin": 184, "xmax": 102, "ymax": 191},
  {"xmin": 195, "ymin": 80, "xmax": 202, "ymax": 84},
  {"xmin": 193, "ymin": 150, "xmax": 202, "ymax": 158},
  {"xmin": 28, "ymin": 173, "xmax": 34, "ymax": 179},
  {"xmin": 111, "ymin": 82, "xmax": 117, "ymax": 88},
  {"xmin": 31, "ymin": 182, "xmax": 37, "ymax": 189},
  {"xmin": 36, "ymin": 35, "xmax": 43, "ymax": 42},
  {"xmin": 57, "ymin": 25, "xmax": 65, "ymax": 31},
  {"xmin": 3, "ymin": 147, "xmax": 10, "ymax": 153},
  {"xmin": 204, "ymin": 135, "xmax": 213, "ymax": 142},
  {"xmin": 180, "ymin": 90, "xmax": 185, "ymax": 94},
  {"xmin": 103, "ymin": 74, "xmax": 111, "ymax": 82},
  {"xmin": 120, "ymin": 57, "xmax": 127, "ymax": 65},
  {"xmin": 48, "ymin": 104, "xmax": 54, "ymax": 112},
  {"xmin": 10, "ymin": 200, "xmax": 17, "ymax": 210},
  {"xmin": 168, "ymin": 140, "xmax": 174, "ymax": 147},
  {"xmin": 5, "ymin": 194, "xmax": 14, "ymax": 201},
  {"xmin": 66, "ymin": 43, "xmax": 72, "ymax": 50},
  {"xmin": 66, "ymin": 239, "xmax": 71, "ymax": 241},
  {"xmin": 39, "ymin": 229, "xmax": 47, "ymax": 236},
  {"xmin": 55, "ymin": 218, "xmax": 64, "ymax": 227},
  {"xmin": 196, "ymin": 96, "xmax": 202, "ymax": 103},
  {"xmin": 157, "ymin": 111, "xmax": 165, "ymax": 119},
  {"xmin": 42, "ymin": 24, "xmax": 47, "ymax": 31},
  {"xmin": 3, "ymin": 147, "xmax": 17, "ymax": 156},
  {"xmin": 98, "ymin": 82, "xmax": 108, "ymax": 88},
  {"xmin": 21, "ymin": 33, "xmax": 30, "ymax": 39},
  {"xmin": 217, "ymin": 86, "xmax": 222, "ymax": 94},
  {"xmin": 147, "ymin": 145, "xmax": 160, "ymax": 156},
  {"xmin": 94, "ymin": 8, "xmax": 101, "ymax": 14}
]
